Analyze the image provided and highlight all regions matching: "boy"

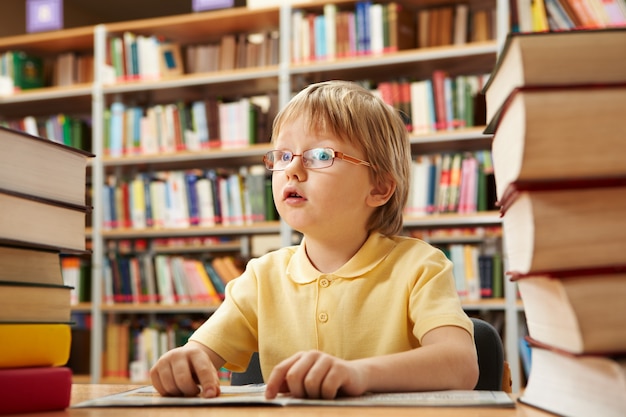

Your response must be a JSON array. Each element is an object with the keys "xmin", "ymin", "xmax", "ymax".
[{"xmin": 150, "ymin": 80, "xmax": 478, "ymax": 400}]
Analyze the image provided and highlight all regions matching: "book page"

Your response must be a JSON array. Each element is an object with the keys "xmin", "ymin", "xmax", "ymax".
[{"xmin": 73, "ymin": 385, "xmax": 515, "ymax": 408}]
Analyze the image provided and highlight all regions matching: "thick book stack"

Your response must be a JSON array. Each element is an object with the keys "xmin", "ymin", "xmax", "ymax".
[
  {"xmin": 0, "ymin": 127, "xmax": 92, "ymax": 415},
  {"xmin": 483, "ymin": 28, "xmax": 626, "ymax": 417}
]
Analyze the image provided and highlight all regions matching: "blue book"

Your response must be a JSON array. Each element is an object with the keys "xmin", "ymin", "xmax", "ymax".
[{"xmin": 185, "ymin": 172, "xmax": 200, "ymax": 226}]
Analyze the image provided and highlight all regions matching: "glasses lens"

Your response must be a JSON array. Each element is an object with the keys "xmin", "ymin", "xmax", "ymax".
[
  {"xmin": 264, "ymin": 150, "xmax": 293, "ymax": 171},
  {"xmin": 304, "ymin": 148, "xmax": 334, "ymax": 168}
]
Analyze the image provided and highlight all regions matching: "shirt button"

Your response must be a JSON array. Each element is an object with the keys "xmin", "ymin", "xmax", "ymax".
[
  {"xmin": 319, "ymin": 278, "xmax": 330, "ymax": 288},
  {"xmin": 318, "ymin": 313, "xmax": 328, "ymax": 323}
]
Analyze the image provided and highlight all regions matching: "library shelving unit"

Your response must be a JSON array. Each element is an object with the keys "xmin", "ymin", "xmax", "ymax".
[{"xmin": 0, "ymin": 0, "xmax": 523, "ymax": 390}]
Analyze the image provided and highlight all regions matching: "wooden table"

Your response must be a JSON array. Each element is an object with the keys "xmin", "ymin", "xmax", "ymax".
[{"xmin": 24, "ymin": 384, "xmax": 552, "ymax": 417}]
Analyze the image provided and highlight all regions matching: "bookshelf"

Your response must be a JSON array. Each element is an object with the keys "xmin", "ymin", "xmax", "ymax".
[{"xmin": 0, "ymin": 0, "xmax": 526, "ymax": 390}]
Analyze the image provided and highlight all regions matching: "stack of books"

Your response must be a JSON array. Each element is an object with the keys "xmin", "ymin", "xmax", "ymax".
[
  {"xmin": 483, "ymin": 28, "xmax": 626, "ymax": 417},
  {"xmin": 0, "ymin": 127, "xmax": 92, "ymax": 414}
]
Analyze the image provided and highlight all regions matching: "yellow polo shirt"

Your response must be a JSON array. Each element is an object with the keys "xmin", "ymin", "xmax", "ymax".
[{"xmin": 189, "ymin": 232, "xmax": 472, "ymax": 380}]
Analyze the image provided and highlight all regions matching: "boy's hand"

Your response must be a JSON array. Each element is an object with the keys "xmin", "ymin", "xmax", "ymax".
[
  {"xmin": 264, "ymin": 350, "xmax": 367, "ymax": 400},
  {"xmin": 150, "ymin": 341, "xmax": 222, "ymax": 398}
]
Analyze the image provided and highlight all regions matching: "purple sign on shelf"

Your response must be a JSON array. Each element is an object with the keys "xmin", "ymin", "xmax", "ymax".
[
  {"xmin": 26, "ymin": 0, "xmax": 63, "ymax": 33},
  {"xmin": 192, "ymin": 0, "xmax": 236, "ymax": 12}
]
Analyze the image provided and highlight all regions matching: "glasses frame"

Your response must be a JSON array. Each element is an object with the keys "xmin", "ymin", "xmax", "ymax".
[{"xmin": 263, "ymin": 147, "xmax": 371, "ymax": 171}]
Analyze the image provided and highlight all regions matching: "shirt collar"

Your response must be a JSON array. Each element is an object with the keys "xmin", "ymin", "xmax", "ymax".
[{"xmin": 286, "ymin": 233, "xmax": 397, "ymax": 284}]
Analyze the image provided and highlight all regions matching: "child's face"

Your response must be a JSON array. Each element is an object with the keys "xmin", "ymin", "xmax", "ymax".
[{"xmin": 271, "ymin": 117, "xmax": 378, "ymax": 240}]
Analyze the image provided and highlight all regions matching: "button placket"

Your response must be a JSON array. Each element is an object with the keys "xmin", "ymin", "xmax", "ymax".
[{"xmin": 317, "ymin": 275, "xmax": 332, "ymax": 324}]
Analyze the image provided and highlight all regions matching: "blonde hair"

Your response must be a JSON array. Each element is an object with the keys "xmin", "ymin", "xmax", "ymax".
[{"xmin": 271, "ymin": 80, "xmax": 411, "ymax": 236}]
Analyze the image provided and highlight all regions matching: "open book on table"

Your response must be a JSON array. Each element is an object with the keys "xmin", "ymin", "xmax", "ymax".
[{"xmin": 73, "ymin": 385, "xmax": 514, "ymax": 408}]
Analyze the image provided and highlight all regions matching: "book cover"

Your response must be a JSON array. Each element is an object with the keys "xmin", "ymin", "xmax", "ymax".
[
  {"xmin": 0, "ymin": 281, "xmax": 73, "ymax": 323},
  {"xmin": 488, "ymin": 84, "xmax": 626, "ymax": 201},
  {"xmin": 0, "ymin": 244, "xmax": 63, "ymax": 285},
  {"xmin": 499, "ymin": 180, "xmax": 626, "ymax": 274},
  {"xmin": 0, "ymin": 125, "xmax": 93, "ymax": 206},
  {"xmin": 482, "ymin": 28, "xmax": 626, "ymax": 123},
  {"xmin": 0, "ymin": 366, "xmax": 72, "ymax": 414},
  {"xmin": 520, "ymin": 337, "xmax": 626, "ymax": 417},
  {"xmin": 0, "ymin": 322, "xmax": 71, "ymax": 368},
  {"xmin": 511, "ymin": 266, "xmax": 626, "ymax": 354}
]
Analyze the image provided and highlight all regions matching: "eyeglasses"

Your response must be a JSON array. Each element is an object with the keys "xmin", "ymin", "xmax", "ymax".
[{"xmin": 263, "ymin": 148, "xmax": 371, "ymax": 171}]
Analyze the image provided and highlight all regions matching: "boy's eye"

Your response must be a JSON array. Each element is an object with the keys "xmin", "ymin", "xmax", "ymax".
[
  {"xmin": 280, "ymin": 152, "xmax": 292, "ymax": 162},
  {"xmin": 311, "ymin": 148, "xmax": 333, "ymax": 161}
]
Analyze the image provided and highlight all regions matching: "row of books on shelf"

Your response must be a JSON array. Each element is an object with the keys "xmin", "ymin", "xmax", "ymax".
[
  {"xmin": 104, "ymin": 95, "xmax": 275, "ymax": 157},
  {"xmin": 103, "ymin": 167, "xmax": 276, "ymax": 230},
  {"xmin": 101, "ymin": 72, "xmax": 487, "ymax": 159},
  {"xmin": 290, "ymin": 2, "xmax": 495, "ymax": 63},
  {"xmin": 375, "ymin": 72, "xmax": 488, "ymax": 134},
  {"xmin": 103, "ymin": 254, "xmax": 243, "ymax": 305},
  {"xmin": 1, "ymin": 113, "xmax": 92, "ymax": 152},
  {"xmin": 0, "ymin": 128, "xmax": 93, "ymax": 414},
  {"xmin": 511, "ymin": 0, "xmax": 626, "ymax": 33},
  {"xmin": 444, "ymin": 243, "xmax": 503, "ymax": 301},
  {"xmin": 0, "ymin": 50, "xmax": 94, "ymax": 95},
  {"xmin": 103, "ymin": 317, "xmax": 219, "ymax": 382},
  {"xmin": 106, "ymin": 29, "xmax": 280, "ymax": 83},
  {"xmin": 405, "ymin": 150, "xmax": 496, "ymax": 216}
]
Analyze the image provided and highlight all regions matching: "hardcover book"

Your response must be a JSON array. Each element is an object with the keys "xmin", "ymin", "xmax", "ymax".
[
  {"xmin": 499, "ymin": 180, "xmax": 626, "ymax": 274},
  {"xmin": 0, "ymin": 281, "xmax": 72, "ymax": 323},
  {"xmin": 487, "ymin": 84, "xmax": 626, "ymax": 201},
  {"xmin": 482, "ymin": 28, "xmax": 626, "ymax": 122},
  {"xmin": 0, "ymin": 188, "xmax": 90, "ymax": 253},
  {"xmin": 512, "ymin": 267, "xmax": 626, "ymax": 354},
  {"xmin": 0, "ymin": 366, "xmax": 72, "ymax": 415},
  {"xmin": 0, "ymin": 322, "xmax": 71, "ymax": 368},
  {"xmin": 0, "ymin": 125, "xmax": 93, "ymax": 206},
  {"xmin": 519, "ymin": 338, "xmax": 626, "ymax": 417}
]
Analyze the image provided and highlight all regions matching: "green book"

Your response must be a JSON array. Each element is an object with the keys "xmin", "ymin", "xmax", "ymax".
[{"xmin": 13, "ymin": 51, "xmax": 44, "ymax": 90}]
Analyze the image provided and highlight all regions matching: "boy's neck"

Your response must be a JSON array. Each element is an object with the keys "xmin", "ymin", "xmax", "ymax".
[{"xmin": 303, "ymin": 231, "xmax": 371, "ymax": 274}]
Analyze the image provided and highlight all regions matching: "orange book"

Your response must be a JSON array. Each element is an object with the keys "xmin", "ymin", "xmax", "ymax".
[{"xmin": 0, "ymin": 323, "xmax": 71, "ymax": 368}]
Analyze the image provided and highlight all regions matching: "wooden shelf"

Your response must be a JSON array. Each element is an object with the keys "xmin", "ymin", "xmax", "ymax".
[
  {"xmin": 410, "ymin": 127, "xmax": 492, "ymax": 154},
  {"xmin": 102, "ymin": 143, "xmax": 273, "ymax": 172},
  {"xmin": 403, "ymin": 212, "xmax": 502, "ymax": 228},
  {"xmin": 100, "ymin": 222, "xmax": 281, "ymax": 239},
  {"xmin": 100, "ymin": 302, "xmax": 221, "ymax": 314}
]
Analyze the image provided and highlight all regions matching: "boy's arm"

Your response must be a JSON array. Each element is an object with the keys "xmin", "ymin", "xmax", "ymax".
[
  {"xmin": 150, "ymin": 340, "xmax": 226, "ymax": 398},
  {"xmin": 265, "ymin": 325, "xmax": 478, "ymax": 399},
  {"xmin": 358, "ymin": 325, "xmax": 479, "ymax": 392}
]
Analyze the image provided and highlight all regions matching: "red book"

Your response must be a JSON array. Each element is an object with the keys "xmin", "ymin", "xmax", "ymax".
[{"xmin": 0, "ymin": 366, "xmax": 72, "ymax": 415}]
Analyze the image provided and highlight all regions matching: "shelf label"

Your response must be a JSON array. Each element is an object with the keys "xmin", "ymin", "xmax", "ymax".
[
  {"xmin": 192, "ymin": 0, "xmax": 237, "ymax": 12},
  {"xmin": 26, "ymin": 0, "xmax": 63, "ymax": 33}
]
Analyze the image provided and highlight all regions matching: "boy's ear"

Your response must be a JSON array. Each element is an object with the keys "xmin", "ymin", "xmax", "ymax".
[{"xmin": 367, "ymin": 176, "xmax": 396, "ymax": 207}]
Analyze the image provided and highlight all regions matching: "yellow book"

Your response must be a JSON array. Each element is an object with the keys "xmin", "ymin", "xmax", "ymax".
[{"xmin": 0, "ymin": 323, "xmax": 71, "ymax": 368}]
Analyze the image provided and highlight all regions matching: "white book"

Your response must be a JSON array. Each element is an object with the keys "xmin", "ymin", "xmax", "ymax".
[
  {"xmin": 165, "ymin": 171, "xmax": 190, "ymax": 228},
  {"xmin": 169, "ymin": 256, "xmax": 191, "ymax": 304},
  {"xmin": 369, "ymin": 3, "xmax": 384, "ymax": 55},
  {"xmin": 291, "ymin": 10, "xmax": 303, "ymax": 62},
  {"xmin": 324, "ymin": 4, "xmax": 337, "ymax": 59},
  {"xmin": 154, "ymin": 255, "xmax": 175, "ymax": 304},
  {"xmin": 149, "ymin": 179, "xmax": 166, "ymax": 228},
  {"xmin": 141, "ymin": 108, "xmax": 159, "ymax": 155},
  {"xmin": 228, "ymin": 171, "xmax": 246, "ymax": 226},
  {"xmin": 409, "ymin": 80, "xmax": 432, "ymax": 135},
  {"xmin": 161, "ymin": 104, "xmax": 177, "ymax": 153},
  {"xmin": 191, "ymin": 100, "xmax": 209, "ymax": 145},
  {"xmin": 406, "ymin": 156, "xmax": 430, "ymax": 217},
  {"xmin": 195, "ymin": 177, "xmax": 216, "ymax": 227}
]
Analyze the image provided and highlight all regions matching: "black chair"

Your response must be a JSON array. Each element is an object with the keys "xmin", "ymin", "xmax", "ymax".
[{"xmin": 231, "ymin": 317, "xmax": 508, "ymax": 391}]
